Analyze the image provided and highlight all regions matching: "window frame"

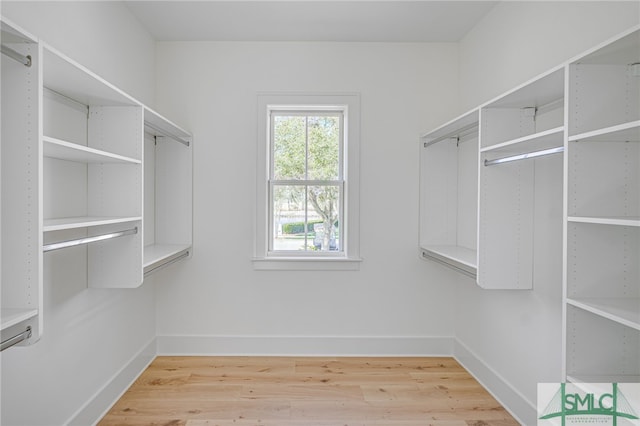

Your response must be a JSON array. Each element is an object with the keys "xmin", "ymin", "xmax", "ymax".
[{"xmin": 254, "ymin": 93, "xmax": 361, "ymax": 271}]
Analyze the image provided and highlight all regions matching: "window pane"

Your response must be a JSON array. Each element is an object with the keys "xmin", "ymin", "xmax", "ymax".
[
  {"xmin": 308, "ymin": 115, "xmax": 340, "ymax": 180},
  {"xmin": 272, "ymin": 185, "xmax": 310, "ymax": 251},
  {"xmin": 273, "ymin": 115, "xmax": 306, "ymax": 180},
  {"xmin": 308, "ymin": 185, "xmax": 341, "ymax": 252},
  {"xmin": 271, "ymin": 184, "xmax": 341, "ymax": 252}
]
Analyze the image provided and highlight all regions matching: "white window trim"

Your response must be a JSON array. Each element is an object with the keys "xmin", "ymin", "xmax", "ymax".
[{"xmin": 253, "ymin": 93, "xmax": 362, "ymax": 271}]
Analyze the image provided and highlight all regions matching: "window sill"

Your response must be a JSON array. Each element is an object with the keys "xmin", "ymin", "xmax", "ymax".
[{"xmin": 252, "ymin": 256, "xmax": 362, "ymax": 271}]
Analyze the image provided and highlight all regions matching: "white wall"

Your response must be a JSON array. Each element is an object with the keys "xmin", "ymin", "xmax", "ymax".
[
  {"xmin": 0, "ymin": 3, "xmax": 158, "ymax": 425},
  {"xmin": 455, "ymin": 2, "xmax": 640, "ymax": 425},
  {"xmin": 153, "ymin": 41, "xmax": 461, "ymax": 355},
  {"xmin": 459, "ymin": 1, "xmax": 640, "ymax": 110},
  {"xmin": 1, "ymin": 1, "xmax": 156, "ymax": 106}
]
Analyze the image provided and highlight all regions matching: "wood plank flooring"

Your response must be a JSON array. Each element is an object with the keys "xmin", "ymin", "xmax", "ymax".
[{"xmin": 99, "ymin": 356, "xmax": 520, "ymax": 426}]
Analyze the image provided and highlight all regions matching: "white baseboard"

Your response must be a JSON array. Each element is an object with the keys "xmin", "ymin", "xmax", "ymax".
[
  {"xmin": 157, "ymin": 335, "xmax": 454, "ymax": 357},
  {"xmin": 453, "ymin": 338, "xmax": 534, "ymax": 426},
  {"xmin": 66, "ymin": 337, "xmax": 157, "ymax": 426}
]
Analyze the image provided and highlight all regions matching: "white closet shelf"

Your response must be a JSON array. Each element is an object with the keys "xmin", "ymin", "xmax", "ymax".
[
  {"xmin": 1, "ymin": 19, "xmax": 36, "ymax": 44},
  {"xmin": 43, "ymin": 136, "xmax": 141, "ymax": 164},
  {"xmin": 43, "ymin": 216, "xmax": 142, "ymax": 232},
  {"xmin": 481, "ymin": 126, "xmax": 564, "ymax": 155},
  {"xmin": 569, "ymin": 120, "xmax": 640, "ymax": 142},
  {"xmin": 568, "ymin": 216, "xmax": 640, "ymax": 227},
  {"xmin": 43, "ymin": 44, "xmax": 138, "ymax": 107},
  {"xmin": 484, "ymin": 66, "xmax": 564, "ymax": 109},
  {"xmin": 574, "ymin": 27, "xmax": 640, "ymax": 65},
  {"xmin": 144, "ymin": 107, "xmax": 191, "ymax": 146},
  {"xmin": 420, "ymin": 109, "xmax": 479, "ymax": 146},
  {"xmin": 143, "ymin": 244, "xmax": 190, "ymax": 267},
  {"xmin": 1, "ymin": 309, "xmax": 39, "ymax": 331},
  {"xmin": 420, "ymin": 245, "xmax": 477, "ymax": 278},
  {"xmin": 567, "ymin": 297, "xmax": 640, "ymax": 331}
]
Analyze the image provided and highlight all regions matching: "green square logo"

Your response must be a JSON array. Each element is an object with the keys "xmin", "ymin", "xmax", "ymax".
[{"xmin": 538, "ymin": 383, "xmax": 640, "ymax": 425}]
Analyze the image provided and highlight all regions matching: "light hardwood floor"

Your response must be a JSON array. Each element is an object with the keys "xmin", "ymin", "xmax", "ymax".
[{"xmin": 99, "ymin": 356, "xmax": 520, "ymax": 426}]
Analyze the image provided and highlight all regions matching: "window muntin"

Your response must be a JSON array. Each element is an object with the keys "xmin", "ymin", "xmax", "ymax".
[{"xmin": 268, "ymin": 110, "xmax": 344, "ymax": 255}]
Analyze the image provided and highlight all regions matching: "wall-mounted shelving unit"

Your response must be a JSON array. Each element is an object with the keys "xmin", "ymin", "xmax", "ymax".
[
  {"xmin": 42, "ymin": 43, "xmax": 145, "ymax": 289},
  {"xmin": 419, "ymin": 22, "xmax": 638, "ymax": 384},
  {"xmin": 143, "ymin": 107, "xmax": 192, "ymax": 277},
  {"xmin": 564, "ymin": 27, "xmax": 640, "ymax": 383},
  {"xmin": 419, "ymin": 109, "xmax": 479, "ymax": 278},
  {"xmin": 1, "ymin": 15, "xmax": 193, "ymax": 349},
  {"xmin": 419, "ymin": 68, "xmax": 565, "ymax": 290},
  {"xmin": 478, "ymin": 67, "xmax": 565, "ymax": 290},
  {"xmin": 41, "ymin": 43, "xmax": 193, "ymax": 289}
]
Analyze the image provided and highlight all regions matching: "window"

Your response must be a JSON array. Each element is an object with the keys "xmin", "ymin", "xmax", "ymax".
[
  {"xmin": 254, "ymin": 94, "xmax": 361, "ymax": 270},
  {"xmin": 270, "ymin": 110, "xmax": 343, "ymax": 253}
]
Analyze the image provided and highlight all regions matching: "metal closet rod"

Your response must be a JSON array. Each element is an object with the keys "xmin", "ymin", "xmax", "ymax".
[
  {"xmin": 144, "ymin": 250, "xmax": 190, "ymax": 277},
  {"xmin": 1, "ymin": 44, "xmax": 31, "ymax": 67},
  {"xmin": 1, "ymin": 327, "xmax": 32, "ymax": 352},
  {"xmin": 43, "ymin": 227, "xmax": 138, "ymax": 252},
  {"xmin": 484, "ymin": 146, "xmax": 564, "ymax": 167}
]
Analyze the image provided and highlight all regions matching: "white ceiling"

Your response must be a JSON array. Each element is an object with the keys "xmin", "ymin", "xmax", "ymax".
[{"xmin": 124, "ymin": 1, "xmax": 498, "ymax": 42}]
